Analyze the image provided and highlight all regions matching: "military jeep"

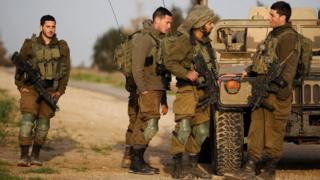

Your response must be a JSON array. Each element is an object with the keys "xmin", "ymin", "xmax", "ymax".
[{"xmin": 200, "ymin": 10, "xmax": 320, "ymax": 175}]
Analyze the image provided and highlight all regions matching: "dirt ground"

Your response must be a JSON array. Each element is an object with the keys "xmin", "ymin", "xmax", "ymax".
[{"xmin": 0, "ymin": 68, "xmax": 319, "ymax": 180}]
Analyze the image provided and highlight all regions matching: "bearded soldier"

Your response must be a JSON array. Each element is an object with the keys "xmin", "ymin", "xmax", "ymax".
[
  {"xmin": 165, "ymin": 5, "xmax": 217, "ymax": 179},
  {"xmin": 225, "ymin": 1, "xmax": 300, "ymax": 180},
  {"xmin": 15, "ymin": 15, "xmax": 70, "ymax": 167}
]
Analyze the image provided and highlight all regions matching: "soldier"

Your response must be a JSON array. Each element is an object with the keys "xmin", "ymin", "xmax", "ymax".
[
  {"xmin": 225, "ymin": 1, "xmax": 300, "ymax": 180},
  {"xmin": 15, "ymin": 15, "xmax": 70, "ymax": 167},
  {"xmin": 128, "ymin": 7, "xmax": 172, "ymax": 175},
  {"xmin": 121, "ymin": 20, "xmax": 153, "ymax": 168},
  {"xmin": 120, "ymin": 75, "xmax": 138, "ymax": 168},
  {"xmin": 165, "ymin": 5, "xmax": 217, "ymax": 179}
]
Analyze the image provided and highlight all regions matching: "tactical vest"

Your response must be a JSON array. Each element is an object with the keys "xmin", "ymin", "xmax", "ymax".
[
  {"xmin": 30, "ymin": 34, "xmax": 65, "ymax": 82},
  {"xmin": 251, "ymin": 28, "xmax": 298, "ymax": 74}
]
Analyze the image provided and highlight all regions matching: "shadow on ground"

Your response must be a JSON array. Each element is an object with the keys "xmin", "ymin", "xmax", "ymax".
[
  {"xmin": 41, "ymin": 136, "xmax": 78, "ymax": 161},
  {"xmin": 278, "ymin": 144, "xmax": 320, "ymax": 169}
]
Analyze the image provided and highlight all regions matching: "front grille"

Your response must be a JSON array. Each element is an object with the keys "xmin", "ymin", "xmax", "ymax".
[
  {"xmin": 293, "ymin": 81, "xmax": 320, "ymax": 105},
  {"xmin": 313, "ymin": 84, "xmax": 320, "ymax": 104}
]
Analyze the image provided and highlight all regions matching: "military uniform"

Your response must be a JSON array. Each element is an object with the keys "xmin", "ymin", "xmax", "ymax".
[
  {"xmin": 124, "ymin": 76, "xmax": 139, "ymax": 146},
  {"xmin": 165, "ymin": 5, "xmax": 216, "ymax": 179},
  {"xmin": 225, "ymin": 23, "xmax": 299, "ymax": 180},
  {"xmin": 128, "ymin": 19, "xmax": 168, "ymax": 174},
  {"xmin": 248, "ymin": 23, "xmax": 299, "ymax": 161},
  {"xmin": 122, "ymin": 21, "xmax": 153, "ymax": 168},
  {"xmin": 166, "ymin": 34, "xmax": 212, "ymax": 155},
  {"xmin": 121, "ymin": 76, "xmax": 138, "ymax": 168},
  {"xmin": 15, "ymin": 33, "xmax": 70, "ymax": 166}
]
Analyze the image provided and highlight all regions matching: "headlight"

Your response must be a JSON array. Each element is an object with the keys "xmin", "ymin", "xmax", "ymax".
[{"xmin": 224, "ymin": 79, "xmax": 241, "ymax": 94}]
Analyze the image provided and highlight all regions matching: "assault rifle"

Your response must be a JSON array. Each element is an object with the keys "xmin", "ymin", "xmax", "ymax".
[
  {"xmin": 248, "ymin": 59, "xmax": 287, "ymax": 111},
  {"xmin": 11, "ymin": 52, "xmax": 59, "ymax": 111},
  {"xmin": 192, "ymin": 53, "xmax": 219, "ymax": 109},
  {"xmin": 156, "ymin": 63, "xmax": 172, "ymax": 90}
]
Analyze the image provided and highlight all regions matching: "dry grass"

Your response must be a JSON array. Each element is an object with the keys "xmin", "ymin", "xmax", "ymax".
[{"xmin": 70, "ymin": 68, "xmax": 125, "ymax": 88}]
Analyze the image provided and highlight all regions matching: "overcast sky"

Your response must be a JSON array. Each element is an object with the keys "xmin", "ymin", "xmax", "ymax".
[{"xmin": 0, "ymin": 0, "xmax": 319, "ymax": 67}]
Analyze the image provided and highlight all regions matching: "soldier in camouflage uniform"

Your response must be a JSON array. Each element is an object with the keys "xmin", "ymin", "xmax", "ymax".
[
  {"xmin": 121, "ymin": 19, "xmax": 153, "ymax": 168},
  {"xmin": 15, "ymin": 15, "xmax": 70, "ymax": 167},
  {"xmin": 224, "ymin": 1, "xmax": 300, "ymax": 180},
  {"xmin": 165, "ymin": 5, "xmax": 217, "ymax": 179},
  {"xmin": 128, "ymin": 7, "xmax": 172, "ymax": 175}
]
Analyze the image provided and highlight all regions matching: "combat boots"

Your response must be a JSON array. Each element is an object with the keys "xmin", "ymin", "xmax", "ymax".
[
  {"xmin": 121, "ymin": 146, "xmax": 132, "ymax": 168},
  {"xmin": 17, "ymin": 145, "xmax": 30, "ymax": 167},
  {"xmin": 172, "ymin": 153, "xmax": 186, "ymax": 179},
  {"xmin": 30, "ymin": 144, "xmax": 42, "ymax": 166},
  {"xmin": 129, "ymin": 147, "xmax": 158, "ymax": 175},
  {"xmin": 141, "ymin": 147, "xmax": 160, "ymax": 174},
  {"xmin": 256, "ymin": 158, "xmax": 278, "ymax": 180},
  {"xmin": 187, "ymin": 154, "xmax": 211, "ymax": 179},
  {"xmin": 224, "ymin": 157, "xmax": 259, "ymax": 180}
]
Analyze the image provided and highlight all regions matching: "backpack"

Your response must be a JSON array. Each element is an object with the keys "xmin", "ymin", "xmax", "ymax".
[
  {"xmin": 114, "ymin": 31, "xmax": 140, "ymax": 77},
  {"xmin": 273, "ymin": 29, "xmax": 313, "ymax": 81},
  {"xmin": 114, "ymin": 30, "xmax": 162, "ymax": 77},
  {"xmin": 158, "ymin": 35, "xmax": 178, "ymax": 73},
  {"xmin": 295, "ymin": 33, "xmax": 313, "ymax": 79},
  {"xmin": 155, "ymin": 35, "xmax": 181, "ymax": 90}
]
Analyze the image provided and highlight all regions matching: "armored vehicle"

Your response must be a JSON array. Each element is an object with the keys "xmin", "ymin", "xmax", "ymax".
[{"xmin": 201, "ymin": 7, "xmax": 320, "ymax": 175}]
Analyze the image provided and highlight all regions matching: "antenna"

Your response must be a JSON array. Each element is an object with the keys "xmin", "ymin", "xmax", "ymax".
[
  {"xmin": 162, "ymin": 0, "xmax": 166, "ymax": 7},
  {"xmin": 107, "ymin": 0, "xmax": 124, "ymax": 41}
]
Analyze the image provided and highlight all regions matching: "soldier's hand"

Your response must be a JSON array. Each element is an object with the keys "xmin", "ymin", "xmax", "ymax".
[
  {"xmin": 161, "ymin": 104, "xmax": 168, "ymax": 115},
  {"xmin": 51, "ymin": 91, "xmax": 61, "ymax": 99},
  {"xmin": 241, "ymin": 71, "xmax": 247, "ymax": 79},
  {"xmin": 141, "ymin": 91, "xmax": 149, "ymax": 95},
  {"xmin": 20, "ymin": 87, "xmax": 30, "ymax": 93},
  {"xmin": 187, "ymin": 70, "xmax": 199, "ymax": 82}
]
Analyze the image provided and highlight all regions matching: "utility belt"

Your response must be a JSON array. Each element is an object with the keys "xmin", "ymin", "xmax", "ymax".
[
  {"xmin": 25, "ymin": 79, "xmax": 57, "ymax": 89},
  {"xmin": 176, "ymin": 78, "xmax": 194, "ymax": 88},
  {"xmin": 176, "ymin": 77, "xmax": 207, "ymax": 89}
]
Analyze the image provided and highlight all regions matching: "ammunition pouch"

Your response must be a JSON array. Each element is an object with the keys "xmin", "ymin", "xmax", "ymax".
[{"xmin": 144, "ymin": 56, "xmax": 153, "ymax": 67}]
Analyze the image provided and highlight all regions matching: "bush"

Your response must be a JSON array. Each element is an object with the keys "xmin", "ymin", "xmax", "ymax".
[
  {"xmin": 0, "ymin": 89, "xmax": 18, "ymax": 144},
  {"xmin": 0, "ymin": 98, "xmax": 13, "ymax": 124}
]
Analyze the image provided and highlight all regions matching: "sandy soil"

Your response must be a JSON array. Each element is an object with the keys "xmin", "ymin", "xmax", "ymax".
[{"xmin": 0, "ymin": 68, "xmax": 319, "ymax": 180}]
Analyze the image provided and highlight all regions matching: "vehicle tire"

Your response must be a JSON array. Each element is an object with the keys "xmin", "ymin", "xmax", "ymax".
[{"xmin": 213, "ymin": 111, "xmax": 244, "ymax": 175}]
